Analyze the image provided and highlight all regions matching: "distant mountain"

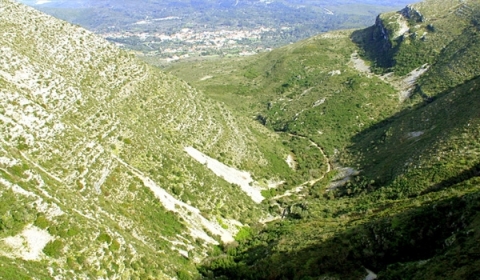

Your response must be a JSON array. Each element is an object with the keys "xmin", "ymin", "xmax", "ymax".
[
  {"xmin": 20, "ymin": 0, "xmax": 416, "ymax": 28},
  {"xmin": 22, "ymin": 0, "xmax": 416, "ymax": 8},
  {"xmin": 17, "ymin": 0, "xmax": 90, "ymax": 8}
]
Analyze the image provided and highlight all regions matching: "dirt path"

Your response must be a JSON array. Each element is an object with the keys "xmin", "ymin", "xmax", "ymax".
[
  {"xmin": 272, "ymin": 134, "xmax": 332, "ymax": 199},
  {"xmin": 306, "ymin": 138, "xmax": 332, "ymax": 183},
  {"xmin": 288, "ymin": 133, "xmax": 332, "ymax": 183}
]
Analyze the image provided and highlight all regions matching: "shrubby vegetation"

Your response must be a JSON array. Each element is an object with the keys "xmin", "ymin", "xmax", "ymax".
[
  {"xmin": 2, "ymin": 0, "xmax": 480, "ymax": 278},
  {"xmin": 0, "ymin": 189, "xmax": 36, "ymax": 237},
  {"xmin": 200, "ymin": 189, "xmax": 480, "ymax": 279},
  {"xmin": 0, "ymin": 0, "xmax": 294, "ymax": 278}
]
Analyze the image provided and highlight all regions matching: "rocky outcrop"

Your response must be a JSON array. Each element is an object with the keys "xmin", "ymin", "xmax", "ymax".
[
  {"xmin": 374, "ymin": 15, "xmax": 390, "ymax": 42},
  {"xmin": 400, "ymin": 5, "xmax": 424, "ymax": 22}
]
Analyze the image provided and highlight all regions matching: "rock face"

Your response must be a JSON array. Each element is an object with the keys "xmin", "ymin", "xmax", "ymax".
[
  {"xmin": 364, "ymin": 0, "xmax": 480, "ymax": 77},
  {"xmin": 373, "ymin": 8, "xmax": 410, "ymax": 44},
  {"xmin": 0, "ymin": 0, "xmax": 289, "ymax": 278},
  {"xmin": 400, "ymin": 5, "xmax": 424, "ymax": 22},
  {"xmin": 374, "ymin": 15, "xmax": 390, "ymax": 42}
]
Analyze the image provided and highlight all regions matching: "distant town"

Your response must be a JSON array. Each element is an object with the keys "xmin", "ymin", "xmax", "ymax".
[{"xmin": 102, "ymin": 25, "xmax": 285, "ymax": 62}]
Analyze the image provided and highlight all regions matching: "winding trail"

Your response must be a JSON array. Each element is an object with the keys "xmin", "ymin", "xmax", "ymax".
[
  {"xmin": 272, "ymin": 133, "xmax": 332, "ymax": 200},
  {"xmin": 306, "ymin": 138, "xmax": 332, "ymax": 183},
  {"xmin": 288, "ymin": 133, "xmax": 332, "ymax": 184}
]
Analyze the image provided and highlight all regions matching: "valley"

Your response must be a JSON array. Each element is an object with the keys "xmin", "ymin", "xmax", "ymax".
[
  {"xmin": 1, "ymin": 0, "xmax": 480, "ymax": 279},
  {"xmin": 169, "ymin": 0, "xmax": 480, "ymax": 278}
]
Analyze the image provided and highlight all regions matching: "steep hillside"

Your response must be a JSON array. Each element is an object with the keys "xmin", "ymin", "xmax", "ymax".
[
  {"xmin": 2, "ymin": 0, "xmax": 480, "ymax": 278},
  {"xmin": 339, "ymin": 0, "xmax": 480, "ymax": 197},
  {"xmin": 0, "ymin": 0, "xmax": 294, "ymax": 278},
  {"xmin": 167, "ymin": 29, "xmax": 403, "ymax": 189},
  {"xmin": 167, "ymin": 0, "xmax": 480, "ymax": 199}
]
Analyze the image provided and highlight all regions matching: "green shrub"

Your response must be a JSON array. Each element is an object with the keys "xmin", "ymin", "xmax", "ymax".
[
  {"xmin": 110, "ymin": 239, "xmax": 121, "ymax": 251},
  {"xmin": 43, "ymin": 239, "xmax": 64, "ymax": 258},
  {"xmin": 97, "ymin": 232, "xmax": 112, "ymax": 244},
  {"xmin": 176, "ymin": 270, "xmax": 191, "ymax": 280},
  {"xmin": 234, "ymin": 227, "xmax": 253, "ymax": 242},
  {"xmin": 34, "ymin": 214, "xmax": 49, "ymax": 229}
]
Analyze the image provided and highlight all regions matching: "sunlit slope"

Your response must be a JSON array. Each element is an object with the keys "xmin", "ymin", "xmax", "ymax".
[
  {"xmin": 0, "ymin": 0, "xmax": 292, "ymax": 278},
  {"xmin": 168, "ymin": 0, "xmax": 480, "ymax": 196}
]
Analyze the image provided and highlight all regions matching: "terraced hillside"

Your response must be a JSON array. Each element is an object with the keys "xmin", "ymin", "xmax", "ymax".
[{"xmin": 0, "ymin": 0, "xmax": 294, "ymax": 278}]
